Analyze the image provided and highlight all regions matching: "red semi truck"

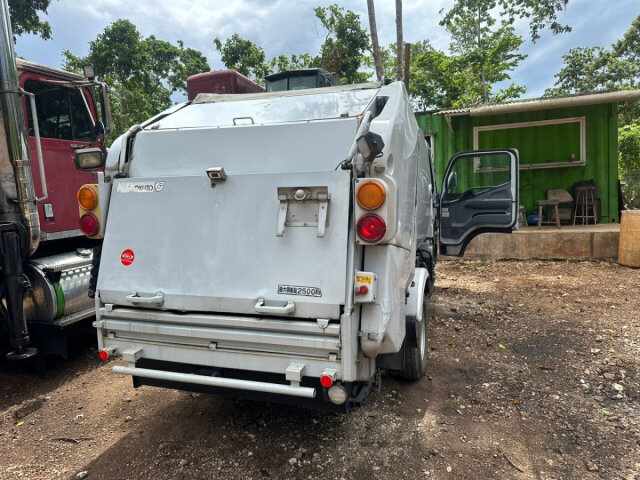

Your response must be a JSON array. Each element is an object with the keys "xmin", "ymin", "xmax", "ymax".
[{"xmin": 0, "ymin": 0, "xmax": 111, "ymax": 360}]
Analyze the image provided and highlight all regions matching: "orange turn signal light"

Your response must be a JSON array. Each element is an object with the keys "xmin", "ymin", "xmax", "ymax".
[
  {"xmin": 356, "ymin": 180, "xmax": 386, "ymax": 210},
  {"xmin": 77, "ymin": 186, "xmax": 98, "ymax": 210}
]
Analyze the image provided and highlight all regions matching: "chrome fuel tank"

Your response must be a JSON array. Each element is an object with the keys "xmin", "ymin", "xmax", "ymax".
[{"xmin": 23, "ymin": 248, "xmax": 94, "ymax": 326}]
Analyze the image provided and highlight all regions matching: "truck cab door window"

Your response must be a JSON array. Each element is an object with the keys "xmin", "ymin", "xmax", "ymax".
[
  {"xmin": 439, "ymin": 149, "xmax": 519, "ymax": 256},
  {"xmin": 24, "ymin": 79, "xmax": 94, "ymax": 141},
  {"xmin": 69, "ymin": 88, "xmax": 94, "ymax": 141}
]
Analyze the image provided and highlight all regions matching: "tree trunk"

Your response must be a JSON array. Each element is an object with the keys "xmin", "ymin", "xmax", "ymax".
[
  {"xmin": 477, "ymin": 5, "xmax": 488, "ymax": 103},
  {"xmin": 481, "ymin": 67, "xmax": 488, "ymax": 103},
  {"xmin": 395, "ymin": 0, "xmax": 403, "ymax": 82},
  {"xmin": 367, "ymin": 0, "xmax": 383, "ymax": 82},
  {"xmin": 403, "ymin": 42, "xmax": 411, "ymax": 91}
]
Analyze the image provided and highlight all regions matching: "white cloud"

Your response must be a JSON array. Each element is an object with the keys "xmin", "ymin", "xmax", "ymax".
[{"xmin": 14, "ymin": 0, "xmax": 640, "ymax": 100}]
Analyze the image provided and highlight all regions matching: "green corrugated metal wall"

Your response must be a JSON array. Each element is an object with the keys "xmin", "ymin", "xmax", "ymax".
[{"xmin": 415, "ymin": 103, "xmax": 619, "ymax": 222}]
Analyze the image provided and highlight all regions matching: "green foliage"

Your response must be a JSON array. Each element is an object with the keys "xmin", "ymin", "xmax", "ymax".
[
  {"xmin": 215, "ymin": 5, "xmax": 370, "ymax": 85},
  {"xmin": 407, "ymin": 0, "xmax": 570, "ymax": 108},
  {"xmin": 619, "ymin": 123, "xmax": 640, "ymax": 207},
  {"xmin": 63, "ymin": 19, "xmax": 209, "ymax": 141},
  {"xmin": 214, "ymin": 35, "xmax": 320, "ymax": 82},
  {"xmin": 406, "ymin": 0, "xmax": 538, "ymax": 109},
  {"xmin": 410, "ymin": 44, "xmax": 473, "ymax": 110},
  {"xmin": 495, "ymin": 0, "xmax": 570, "ymax": 42},
  {"xmin": 314, "ymin": 4, "xmax": 370, "ymax": 84},
  {"xmin": 545, "ymin": 13, "xmax": 640, "ymax": 207},
  {"xmin": 545, "ymin": 14, "xmax": 640, "ymax": 96},
  {"xmin": 8, "ymin": 0, "xmax": 51, "ymax": 40},
  {"xmin": 214, "ymin": 34, "xmax": 269, "ymax": 82},
  {"xmin": 267, "ymin": 53, "xmax": 317, "ymax": 74},
  {"xmin": 440, "ymin": 0, "xmax": 527, "ymax": 104},
  {"xmin": 367, "ymin": 41, "xmax": 433, "ymax": 82},
  {"xmin": 543, "ymin": 47, "xmax": 610, "ymax": 96}
]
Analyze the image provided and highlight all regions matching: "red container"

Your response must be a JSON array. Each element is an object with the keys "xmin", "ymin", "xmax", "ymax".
[{"xmin": 187, "ymin": 70, "xmax": 265, "ymax": 100}]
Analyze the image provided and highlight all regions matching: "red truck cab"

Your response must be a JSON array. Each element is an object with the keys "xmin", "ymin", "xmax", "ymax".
[{"xmin": 18, "ymin": 59, "xmax": 108, "ymax": 238}]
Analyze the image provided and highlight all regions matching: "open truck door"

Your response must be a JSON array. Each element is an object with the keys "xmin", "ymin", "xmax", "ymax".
[{"xmin": 439, "ymin": 149, "xmax": 519, "ymax": 256}]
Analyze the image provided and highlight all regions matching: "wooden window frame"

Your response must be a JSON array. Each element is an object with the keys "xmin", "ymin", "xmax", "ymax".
[{"xmin": 472, "ymin": 116, "xmax": 586, "ymax": 172}]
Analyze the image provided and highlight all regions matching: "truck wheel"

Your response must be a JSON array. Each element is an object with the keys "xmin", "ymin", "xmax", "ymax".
[{"xmin": 401, "ymin": 297, "xmax": 428, "ymax": 380}]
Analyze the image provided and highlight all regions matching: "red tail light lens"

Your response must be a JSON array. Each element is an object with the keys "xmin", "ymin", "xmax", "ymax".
[
  {"xmin": 357, "ymin": 214, "xmax": 386, "ymax": 243},
  {"xmin": 80, "ymin": 213, "xmax": 100, "ymax": 237},
  {"xmin": 320, "ymin": 375, "xmax": 334, "ymax": 388}
]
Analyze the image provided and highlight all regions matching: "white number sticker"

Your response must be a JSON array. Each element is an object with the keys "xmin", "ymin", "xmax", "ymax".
[{"xmin": 278, "ymin": 285, "xmax": 322, "ymax": 297}]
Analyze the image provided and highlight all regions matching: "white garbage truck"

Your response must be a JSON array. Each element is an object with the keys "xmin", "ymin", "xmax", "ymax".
[{"xmin": 74, "ymin": 80, "xmax": 518, "ymax": 408}]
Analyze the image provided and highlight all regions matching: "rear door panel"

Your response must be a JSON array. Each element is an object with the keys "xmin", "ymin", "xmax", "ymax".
[{"xmin": 97, "ymin": 170, "xmax": 351, "ymax": 319}]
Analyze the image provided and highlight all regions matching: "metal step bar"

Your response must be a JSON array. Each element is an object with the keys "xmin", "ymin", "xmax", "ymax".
[{"xmin": 112, "ymin": 365, "xmax": 316, "ymax": 398}]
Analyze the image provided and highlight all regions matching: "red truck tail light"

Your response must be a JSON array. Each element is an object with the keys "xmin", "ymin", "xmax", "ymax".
[
  {"xmin": 80, "ymin": 212, "xmax": 100, "ymax": 237},
  {"xmin": 77, "ymin": 184, "xmax": 103, "ymax": 239},
  {"xmin": 357, "ymin": 214, "xmax": 386, "ymax": 243},
  {"xmin": 320, "ymin": 374, "xmax": 334, "ymax": 388}
]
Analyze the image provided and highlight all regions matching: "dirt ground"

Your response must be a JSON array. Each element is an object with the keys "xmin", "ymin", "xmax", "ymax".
[{"xmin": 1, "ymin": 259, "xmax": 639, "ymax": 480}]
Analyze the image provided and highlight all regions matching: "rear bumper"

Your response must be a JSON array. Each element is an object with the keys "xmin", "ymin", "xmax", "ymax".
[
  {"xmin": 95, "ymin": 306, "xmax": 342, "ymax": 381},
  {"xmin": 113, "ymin": 365, "xmax": 316, "ymax": 398}
]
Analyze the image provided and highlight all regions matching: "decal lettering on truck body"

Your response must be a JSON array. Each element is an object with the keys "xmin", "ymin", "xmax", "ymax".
[
  {"xmin": 116, "ymin": 181, "xmax": 166, "ymax": 193},
  {"xmin": 278, "ymin": 285, "xmax": 322, "ymax": 297}
]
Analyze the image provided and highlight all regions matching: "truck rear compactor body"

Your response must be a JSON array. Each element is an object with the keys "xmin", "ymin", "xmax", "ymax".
[{"xmin": 78, "ymin": 81, "xmax": 518, "ymax": 407}]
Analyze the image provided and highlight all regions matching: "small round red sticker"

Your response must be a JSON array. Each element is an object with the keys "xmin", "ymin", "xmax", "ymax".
[{"xmin": 121, "ymin": 249, "xmax": 135, "ymax": 266}]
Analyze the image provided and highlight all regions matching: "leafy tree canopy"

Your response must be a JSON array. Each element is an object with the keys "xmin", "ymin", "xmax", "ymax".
[
  {"xmin": 215, "ymin": 5, "xmax": 370, "ymax": 85},
  {"xmin": 441, "ymin": 0, "xmax": 527, "ymax": 103},
  {"xmin": 214, "ymin": 33, "xmax": 269, "ymax": 82},
  {"xmin": 619, "ymin": 123, "xmax": 640, "ymax": 207},
  {"xmin": 63, "ymin": 19, "xmax": 209, "ymax": 139},
  {"xmin": 444, "ymin": 0, "xmax": 570, "ymax": 43},
  {"xmin": 8, "ymin": 0, "xmax": 51, "ymax": 40},
  {"xmin": 545, "ymin": 13, "xmax": 640, "ymax": 207},
  {"xmin": 314, "ymin": 4, "xmax": 370, "ymax": 84},
  {"xmin": 214, "ymin": 35, "xmax": 318, "ymax": 82},
  {"xmin": 545, "ymin": 14, "xmax": 640, "ymax": 96},
  {"xmin": 268, "ymin": 53, "xmax": 317, "ymax": 74}
]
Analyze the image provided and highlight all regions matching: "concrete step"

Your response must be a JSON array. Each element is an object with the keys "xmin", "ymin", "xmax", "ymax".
[{"xmin": 463, "ymin": 224, "xmax": 619, "ymax": 260}]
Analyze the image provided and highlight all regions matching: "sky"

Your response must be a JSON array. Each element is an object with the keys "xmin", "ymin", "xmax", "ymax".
[{"xmin": 14, "ymin": 0, "xmax": 640, "ymax": 100}]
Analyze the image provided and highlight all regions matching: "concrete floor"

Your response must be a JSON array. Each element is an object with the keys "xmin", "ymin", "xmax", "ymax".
[{"xmin": 464, "ymin": 223, "xmax": 620, "ymax": 259}]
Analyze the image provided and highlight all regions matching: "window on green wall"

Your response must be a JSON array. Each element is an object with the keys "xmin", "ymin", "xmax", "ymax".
[{"xmin": 473, "ymin": 117, "xmax": 585, "ymax": 172}]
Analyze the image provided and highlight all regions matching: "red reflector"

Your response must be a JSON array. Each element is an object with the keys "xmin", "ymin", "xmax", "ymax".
[
  {"xmin": 357, "ymin": 214, "xmax": 386, "ymax": 243},
  {"xmin": 320, "ymin": 375, "xmax": 334, "ymax": 388},
  {"xmin": 99, "ymin": 349, "xmax": 109, "ymax": 360},
  {"xmin": 80, "ymin": 212, "xmax": 100, "ymax": 237}
]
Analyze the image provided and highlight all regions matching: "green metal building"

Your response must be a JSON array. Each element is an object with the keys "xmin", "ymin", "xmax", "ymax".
[{"xmin": 416, "ymin": 90, "xmax": 640, "ymax": 223}]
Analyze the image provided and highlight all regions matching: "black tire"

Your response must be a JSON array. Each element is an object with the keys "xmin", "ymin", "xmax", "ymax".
[{"xmin": 400, "ymin": 295, "xmax": 428, "ymax": 380}]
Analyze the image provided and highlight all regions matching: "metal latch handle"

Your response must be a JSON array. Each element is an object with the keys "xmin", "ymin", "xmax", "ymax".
[
  {"xmin": 126, "ymin": 292, "xmax": 165, "ymax": 306},
  {"xmin": 255, "ymin": 298, "xmax": 295, "ymax": 315}
]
